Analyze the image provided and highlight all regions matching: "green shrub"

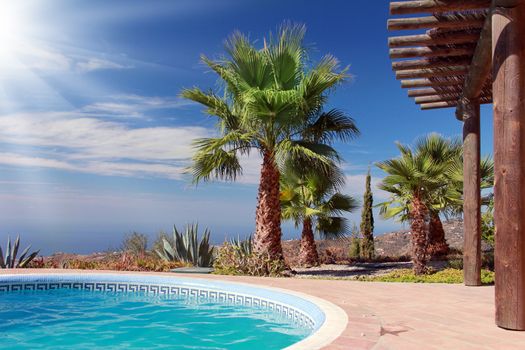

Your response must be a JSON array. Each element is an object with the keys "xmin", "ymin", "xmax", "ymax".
[
  {"xmin": 213, "ymin": 242, "xmax": 287, "ymax": 277},
  {"xmin": 348, "ymin": 223, "xmax": 361, "ymax": 259},
  {"xmin": 122, "ymin": 232, "xmax": 148, "ymax": 257},
  {"xmin": 481, "ymin": 198, "xmax": 495, "ymax": 248},
  {"xmin": 357, "ymin": 268, "xmax": 495, "ymax": 284},
  {"xmin": 156, "ymin": 224, "xmax": 214, "ymax": 267}
]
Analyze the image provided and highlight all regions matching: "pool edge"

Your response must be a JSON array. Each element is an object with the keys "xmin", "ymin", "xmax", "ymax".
[{"xmin": 0, "ymin": 270, "xmax": 348, "ymax": 350}]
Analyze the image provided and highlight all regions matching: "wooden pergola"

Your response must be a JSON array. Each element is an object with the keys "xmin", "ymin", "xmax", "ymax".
[{"xmin": 388, "ymin": 0, "xmax": 525, "ymax": 330}]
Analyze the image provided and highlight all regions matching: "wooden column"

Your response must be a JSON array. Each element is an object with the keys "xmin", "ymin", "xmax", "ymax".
[
  {"xmin": 461, "ymin": 99, "xmax": 482, "ymax": 286},
  {"xmin": 493, "ymin": 0, "xmax": 525, "ymax": 330}
]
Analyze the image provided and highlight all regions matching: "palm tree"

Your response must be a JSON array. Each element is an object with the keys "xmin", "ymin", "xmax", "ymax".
[
  {"xmin": 280, "ymin": 164, "xmax": 358, "ymax": 267},
  {"xmin": 413, "ymin": 134, "xmax": 462, "ymax": 256},
  {"xmin": 377, "ymin": 143, "xmax": 452, "ymax": 274},
  {"xmin": 380, "ymin": 134, "xmax": 494, "ymax": 258},
  {"xmin": 181, "ymin": 24, "xmax": 352, "ymax": 260}
]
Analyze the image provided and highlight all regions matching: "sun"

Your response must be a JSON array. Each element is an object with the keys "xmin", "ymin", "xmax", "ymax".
[{"xmin": 0, "ymin": 2, "xmax": 27, "ymax": 58}]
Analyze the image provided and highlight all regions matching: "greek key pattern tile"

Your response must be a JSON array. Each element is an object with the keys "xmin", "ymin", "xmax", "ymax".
[{"xmin": 0, "ymin": 281, "xmax": 315, "ymax": 329}]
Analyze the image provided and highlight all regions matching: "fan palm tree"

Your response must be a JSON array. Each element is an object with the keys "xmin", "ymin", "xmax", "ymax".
[
  {"xmin": 379, "ymin": 134, "xmax": 494, "ymax": 258},
  {"xmin": 377, "ymin": 143, "xmax": 452, "ymax": 274},
  {"xmin": 181, "ymin": 24, "xmax": 353, "ymax": 260},
  {"xmin": 280, "ymin": 164, "xmax": 358, "ymax": 267},
  {"xmin": 414, "ymin": 134, "xmax": 462, "ymax": 256}
]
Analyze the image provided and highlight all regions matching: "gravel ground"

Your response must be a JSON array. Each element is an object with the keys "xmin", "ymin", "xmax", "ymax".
[{"xmin": 293, "ymin": 261, "xmax": 449, "ymax": 279}]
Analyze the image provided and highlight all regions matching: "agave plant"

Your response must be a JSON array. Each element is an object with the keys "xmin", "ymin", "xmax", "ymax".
[
  {"xmin": 0, "ymin": 236, "xmax": 40, "ymax": 268},
  {"xmin": 229, "ymin": 235, "xmax": 253, "ymax": 258},
  {"xmin": 156, "ymin": 224, "xmax": 214, "ymax": 267}
]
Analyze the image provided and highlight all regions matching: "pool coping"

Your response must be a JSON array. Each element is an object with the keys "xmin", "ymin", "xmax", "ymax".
[{"xmin": 0, "ymin": 270, "xmax": 348, "ymax": 350}]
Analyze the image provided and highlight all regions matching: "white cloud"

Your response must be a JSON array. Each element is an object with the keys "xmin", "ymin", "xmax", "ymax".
[
  {"xmin": 76, "ymin": 58, "xmax": 133, "ymax": 72},
  {"xmin": 0, "ymin": 111, "xmax": 211, "ymax": 179},
  {"xmin": 82, "ymin": 95, "xmax": 194, "ymax": 117}
]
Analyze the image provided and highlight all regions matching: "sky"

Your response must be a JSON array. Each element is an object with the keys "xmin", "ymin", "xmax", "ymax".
[{"xmin": 0, "ymin": 0, "xmax": 495, "ymax": 255}]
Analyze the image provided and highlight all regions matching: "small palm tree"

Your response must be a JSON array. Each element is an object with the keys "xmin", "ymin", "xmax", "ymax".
[
  {"xmin": 181, "ymin": 24, "xmax": 352, "ymax": 261},
  {"xmin": 377, "ymin": 143, "xmax": 451, "ymax": 274},
  {"xmin": 413, "ymin": 133, "xmax": 462, "ymax": 256},
  {"xmin": 280, "ymin": 165, "xmax": 358, "ymax": 267}
]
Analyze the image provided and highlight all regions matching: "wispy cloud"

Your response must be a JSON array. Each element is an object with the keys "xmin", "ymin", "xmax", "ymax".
[
  {"xmin": 0, "ymin": 109, "xmax": 211, "ymax": 179},
  {"xmin": 82, "ymin": 94, "xmax": 194, "ymax": 117},
  {"xmin": 76, "ymin": 58, "xmax": 133, "ymax": 72}
]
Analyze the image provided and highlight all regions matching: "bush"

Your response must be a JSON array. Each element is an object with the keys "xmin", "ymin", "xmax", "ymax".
[
  {"xmin": 60, "ymin": 253, "xmax": 184, "ymax": 272},
  {"xmin": 122, "ymin": 232, "xmax": 148, "ymax": 257},
  {"xmin": 357, "ymin": 268, "xmax": 495, "ymax": 284},
  {"xmin": 213, "ymin": 242, "xmax": 287, "ymax": 277},
  {"xmin": 349, "ymin": 223, "xmax": 361, "ymax": 259}
]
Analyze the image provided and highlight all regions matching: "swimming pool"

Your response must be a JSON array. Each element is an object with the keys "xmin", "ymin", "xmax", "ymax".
[{"xmin": 0, "ymin": 273, "xmax": 347, "ymax": 349}]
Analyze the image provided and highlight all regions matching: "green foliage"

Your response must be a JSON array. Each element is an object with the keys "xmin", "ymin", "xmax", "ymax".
[
  {"xmin": 229, "ymin": 235, "xmax": 253, "ymax": 257},
  {"xmin": 357, "ymin": 268, "xmax": 495, "ymax": 284},
  {"xmin": 122, "ymin": 232, "xmax": 148, "ymax": 257},
  {"xmin": 481, "ymin": 198, "xmax": 495, "ymax": 247},
  {"xmin": 152, "ymin": 231, "xmax": 173, "ymax": 256},
  {"xmin": 181, "ymin": 23, "xmax": 352, "ymax": 185},
  {"xmin": 156, "ymin": 224, "xmax": 215, "ymax": 267},
  {"xmin": 360, "ymin": 170, "xmax": 375, "ymax": 259},
  {"xmin": 280, "ymin": 164, "xmax": 358, "ymax": 239},
  {"xmin": 377, "ymin": 134, "xmax": 494, "ymax": 222},
  {"xmin": 213, "ymin": 242, "xmax": 287, "ymax": 277},
  {"xmin": 0, "ymin": 235, "xmax": 39, "ymax": 269},
  {"xmin": 348, "ymin": 223, "xmax": 361, "ymax": 259}
]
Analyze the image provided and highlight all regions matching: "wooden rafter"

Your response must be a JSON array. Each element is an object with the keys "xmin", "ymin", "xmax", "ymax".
[
  {"xmin": 390, "ymin": 0, "xmax": 492, "ymax": 15},
  {"xmin": 395, "ymin": 66, "xmax": 469, "ymax": 79},
  {"xmin": 388, "ymin": 31, "xmax": 481, "ymax": 47},
  {"xmin": 389, "ymin": 45, "xmax": 476, "ymax": 59},
  {"xmin": 387, "ymin": 12, "xmax": 486, "ymax": 31},
  {"xmin": 392, "ymin": 57, "xmax": 473, "ymax": 70}
]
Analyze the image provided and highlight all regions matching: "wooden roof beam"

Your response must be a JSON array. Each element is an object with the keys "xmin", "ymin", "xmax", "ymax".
[
  {"xmin": 408, "ymin": 87, "xmax": 464, "ymax": 97},
  {"xmin": 415, "ymin": 92, "xmax": 492, "ymax": 103},
  {"xmin": 401, "ymin": 78, "xmax": 465, "ymax": 88},
  {"xmin": 455, "ymin": 3, "xmax": 494, "ymax": 120},
  {"xmin": 388, "ymin": 14, "xmax": 486, "ymax": 31},
  {"xmin": 396, "ymin": 66, "xmax": 469, "ymax": 79},
  {"xmin": 421, "ymin": 101, "xmax": 459, "ymax": 109},
  {"xmin": 390, "ymin": 45, "xmax": 476, "ymax": 59},
  {"xmin": 392, "ymin": 57, "xmax": 472, "ymax": 70},
  {"xmin": 390, "ymin": 1, "xmax": 492, "ymax": 15},
  {"xmin": 388, "ymin": 32, "xmax": 481, "ymax": 47},
  {"xmin": 421, "ymin": 97, "xmax": 491, "ymax": 110}
]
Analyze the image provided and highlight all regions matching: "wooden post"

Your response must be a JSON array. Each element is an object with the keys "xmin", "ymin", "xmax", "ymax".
[
  {"xmin": 493, "ymin": 0, "xmax": 525, "ymax": 330},
  {"xmin": 461, "ymin": 99, "xmax": 482, "ymax": 286}
]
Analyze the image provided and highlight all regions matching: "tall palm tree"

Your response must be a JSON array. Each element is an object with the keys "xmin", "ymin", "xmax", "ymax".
[
  {"xmin": 181, "ymin": 24, "xmax": 352, "ymax": 260},
  {"xmin": 280, "ymin": 164, "xmax": 358, "ymax": 267},
  {"xmin": 377, "ymin": 143, "xmax": 452, "ymax": 274}
]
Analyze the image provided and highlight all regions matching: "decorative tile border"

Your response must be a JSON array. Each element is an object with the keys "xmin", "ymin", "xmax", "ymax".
[{"xmin": 0, "ymin": 274, "xmax": 319, "ymax": 331}]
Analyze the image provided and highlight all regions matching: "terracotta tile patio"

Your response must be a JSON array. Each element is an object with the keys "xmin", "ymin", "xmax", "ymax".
[{"xmin": 2, "ymin": 270, "xmax": 525, "ymax": 349}]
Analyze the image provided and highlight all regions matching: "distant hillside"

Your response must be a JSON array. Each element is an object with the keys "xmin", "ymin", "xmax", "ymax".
[{"xmin": 282, "ymin": 219, "xmax": 488, "ymax": 266}]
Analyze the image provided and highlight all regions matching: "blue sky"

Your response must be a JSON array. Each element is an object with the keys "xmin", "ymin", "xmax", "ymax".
[{"xmin": 0, "ymin": 0, "xmax": 494, "ymax": 254}]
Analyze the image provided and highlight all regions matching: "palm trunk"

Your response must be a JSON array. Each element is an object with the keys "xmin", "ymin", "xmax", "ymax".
[
  {"xmin": 427, "ymin": 212, "xmax": 449, "ymax": 257},
  {"xmin": 253, "ymin": 150, "xmax": 283, "ymax": 260},
  {"xmin": 410, "ymin": 195, "xmax": 429, "ymax": 275},
  {"xmin": 299, "ymin": 217, "xmax": 319, "ymax": 267}
]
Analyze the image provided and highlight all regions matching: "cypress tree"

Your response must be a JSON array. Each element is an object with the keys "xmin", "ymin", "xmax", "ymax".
[{"xmin": 360, "ymin": 170, "xmax": 375, "ymax": 259}]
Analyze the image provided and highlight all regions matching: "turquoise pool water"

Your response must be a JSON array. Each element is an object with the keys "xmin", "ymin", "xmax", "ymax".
[{"xmin": 0, "ymin": 288, "xmax": 311, "ymax": 349}]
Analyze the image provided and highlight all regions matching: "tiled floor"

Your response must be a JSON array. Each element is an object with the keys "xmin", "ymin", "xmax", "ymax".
[{"xmin": 3, "ymin": 269, "xmax": 525, "ymax": 349}]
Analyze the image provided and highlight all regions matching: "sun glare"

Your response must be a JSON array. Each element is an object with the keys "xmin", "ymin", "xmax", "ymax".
[{"xmin": 0, "ymin": 3, "xmax": 25, "ymax": 57}]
